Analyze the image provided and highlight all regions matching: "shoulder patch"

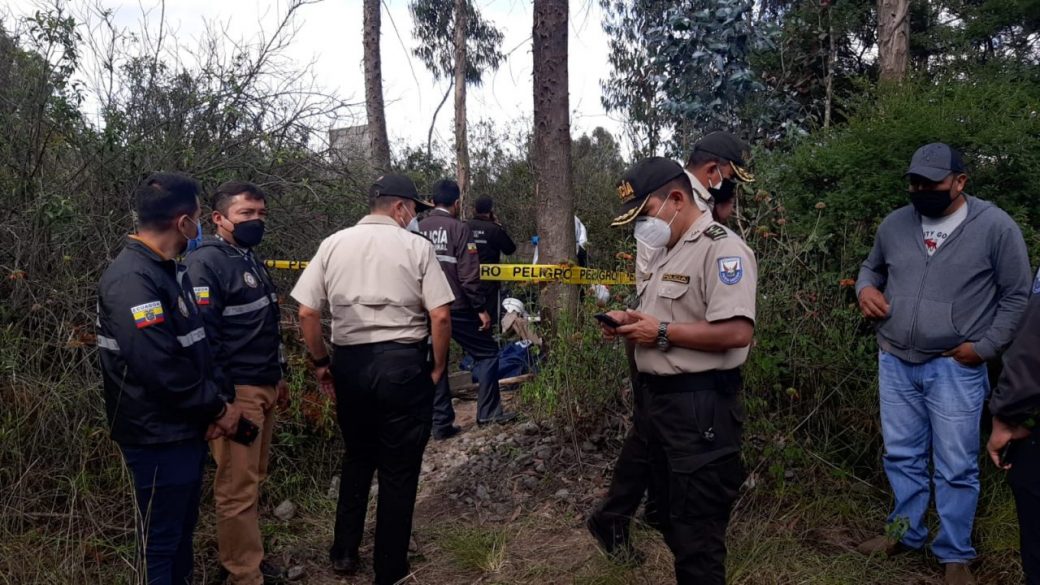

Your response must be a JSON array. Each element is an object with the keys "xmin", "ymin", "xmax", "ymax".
[
  {"xmin": 193, "ymin": 286, "xmax": 210, "ymax": 306},
  {"xmin": 704, "ymin": 225, "xmax": 728, "ymax": 241},
  {"xmin": 466, "ymin": 242, "xmax": 478, "ymax": 254},
  {"xmin": 717, "ymin": 257, "xmax": 743, "ymax": 285},
  {"xmin": 661, "ymin": 273, "xmax": 690, "ymax": 285},
  {"xmin": 131, "ymin": 301, "xmax": 165, "ymax": 328}
]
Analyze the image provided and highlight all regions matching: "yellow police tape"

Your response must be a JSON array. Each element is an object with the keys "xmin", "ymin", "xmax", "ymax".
[{"xmin": 263, "ymin": 260, "xmax": 634, "ymax": 286}]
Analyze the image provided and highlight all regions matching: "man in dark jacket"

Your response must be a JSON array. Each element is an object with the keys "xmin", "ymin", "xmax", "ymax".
[
  {"xmin": 183, "ymin": 181, "xmax": 289, "ymax": 585},
  {"xmin": 467, "ymin": 196, "xmax": 516, "ymax": 322},
  {"xmin": 97, "ymin": 172, "xmax": 242, "ymax": 585},
  {"xmin": 987, "ymin": 272, "xmax": 1040, "ymax": 585},
  {"xmin": 419, "ymin": 180, "xmax": 516, "ymax": 440},
  {"xmin": 855, "ymin": 143, "xmax": 1031, "ymax": 585}
]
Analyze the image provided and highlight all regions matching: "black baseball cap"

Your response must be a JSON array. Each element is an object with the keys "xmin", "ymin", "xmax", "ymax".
[
  {"xmin": 610, "ymin": 157, "xmax": 686, "ymax": 227},
  {"xmin": 371, "ymin": 173, "xmax": 433, "ymax": 210},
  {"xmin": 906, "ymin": 143, "xmax": 966, "ymax": 182},
  {"xmin": 689, "ymin": 131, "xmax": 755, "ymax": 183}
]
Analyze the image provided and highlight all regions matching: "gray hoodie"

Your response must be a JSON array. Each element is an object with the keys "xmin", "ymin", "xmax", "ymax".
[{"xmin": 856, "ymin": 195, "xmax": 1031, "ymax": 364}]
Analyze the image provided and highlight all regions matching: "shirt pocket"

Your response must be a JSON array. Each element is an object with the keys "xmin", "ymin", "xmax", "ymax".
[{"xmin": 656, "ymin": 282, "xmax": 689, "ymax": 320}]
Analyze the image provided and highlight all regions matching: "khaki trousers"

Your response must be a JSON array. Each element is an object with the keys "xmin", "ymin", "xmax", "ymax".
[{"xmin": 211, "ymin": 384, "xmax": 277, "ymax": 585}]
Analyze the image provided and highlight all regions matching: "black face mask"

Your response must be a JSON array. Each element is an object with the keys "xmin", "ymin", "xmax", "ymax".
[
  {"xmin": 231, "ymin": 219, "xmax": 265, "ymax": 248},
  {"xmin": 911, "ymin": 190, "xmax": 955, "ymax": 218},
  {"xmin": 708, "ymin": 179, "xmax": 737, "ymax": 205}
]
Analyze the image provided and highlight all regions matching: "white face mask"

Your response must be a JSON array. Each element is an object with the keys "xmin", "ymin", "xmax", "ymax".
[
  {"xmin": 709, "ymin": 165, "xmax": 724, "ymax": 190},
  {"xmin": 400, "ymin": 204, "xmax": 420, "ymax": 233},
  {"xmin": 633, "ymin": 198, "xmax": 678, "ymax": 250}
]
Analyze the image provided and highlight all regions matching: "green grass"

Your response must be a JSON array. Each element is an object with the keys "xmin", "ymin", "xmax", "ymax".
[{"xmin": 438, "ymin": 525, "xmax": 510, "ymax": 574}]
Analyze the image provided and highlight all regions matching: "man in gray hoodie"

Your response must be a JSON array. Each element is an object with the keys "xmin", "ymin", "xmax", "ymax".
[{"xmin": 855, "ymin": 143, "xmax": 1031, "ymax": 585}]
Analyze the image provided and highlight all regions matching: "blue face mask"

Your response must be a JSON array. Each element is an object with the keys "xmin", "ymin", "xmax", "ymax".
[{"xmin": 183, "ymin": 218, "xmax": 203, "ymax": 253}]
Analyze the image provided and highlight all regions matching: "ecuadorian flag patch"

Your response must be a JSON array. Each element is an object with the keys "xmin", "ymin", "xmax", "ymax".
[
  {"xmin": 466, "ymin": 243, "xmax": 478, "ymax": 254},
  {"xmin": 193, "ymin": 287, "xmax": 210, "ymax": 306},
  {"xmin": 131, "ymin": 301, "xmax": 165, "ymax": 328}
]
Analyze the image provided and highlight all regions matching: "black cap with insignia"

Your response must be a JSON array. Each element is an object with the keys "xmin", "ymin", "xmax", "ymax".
[
  {"xmin": 610, "ymin": 157, "xmax": 686, "ymax": 227},
  {"xmin": 689, "ymin": 131, "xmax": 755, "ymax": 183},
  {"xmin": 370, "ymin": 173, "xmax": 434, "ymax": 211}
]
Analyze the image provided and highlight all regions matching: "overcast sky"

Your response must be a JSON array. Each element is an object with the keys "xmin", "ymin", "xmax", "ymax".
[{"xmin": 4, "ymin": 0, "xmax": 622, "ymax": 154}]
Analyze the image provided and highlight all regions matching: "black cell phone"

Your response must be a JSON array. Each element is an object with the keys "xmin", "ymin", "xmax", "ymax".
[
  {"xmin": 1000, "ymin": 441, "xmax": 1016, "ymax": 467},
  {"xmin": 595, "ymin": 313, "xmax": 621, "ymax": 329},
  {"xmin": 231, "ymin": 416, "xmax": 260, "ymax": 446}
]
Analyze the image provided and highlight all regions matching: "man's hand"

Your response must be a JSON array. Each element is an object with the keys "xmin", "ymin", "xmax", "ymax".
[
  {"xmin": 988, "ymin": 416, "xmax": 1031, "ymax": 469},
  {"xmin": 478, "ymin": 311, "xmax": 492, "ymax": 332},
  {"xmin": 205, "ymin": 423, "xmax": 224, "ymax": 441},
  {"xmin": 944, "ymin": 342, "xmax": 984, "ymax": 366},
  {"xmin": 599, "ymin": 310, "xmax": 633, "ymax": 341},
  {"xmin": 316, "ymin": 366, "xmax": 335, "ymax": 401},
  {"xmin": 213, "ymin": 401, "xmax": 243, "ymax": 437},
  {"xmin": 616, "ymin": 310, "xmax": 661, "ymax": 347},
  {"xmin": 276, "ymin": 379, "xmax": 291, "ymax": 411},
  {"xmin": 858, "ymin": 286, "xmax": 890, "ymax": 320},
  {"xmin": 431, "ymin": 365, "xmax": 447, "ymax": 386}
]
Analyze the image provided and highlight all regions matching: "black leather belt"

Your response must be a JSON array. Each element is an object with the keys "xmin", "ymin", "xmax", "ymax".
[
  {"xmin": 335, "ymin": 340, "xmax": 427, "ymax": 354},
  {"xmin": 639, "ymin": 368, "xmax": 742, "ymax": 394}
]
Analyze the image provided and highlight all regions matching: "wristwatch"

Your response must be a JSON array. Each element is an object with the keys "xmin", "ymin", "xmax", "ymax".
[{"xmin": 656, "ymin": 321, "xmax": 671, "ymax": 351}]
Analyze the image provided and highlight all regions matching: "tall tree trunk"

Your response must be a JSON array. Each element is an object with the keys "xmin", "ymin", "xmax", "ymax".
[
  {"xmin": 454, "ymin": 0, "xmax": 469, "ymax": 214},
  {"xmin": 533, "ymin": 0, "xmax": 577, "ymax": 320},
  {"xmin": 363, "ymin": 0, "xmax": 392, "ymax": 173},
  {"xmin": 877, "ymin": 0, "xmax": 909, "ymax": 82},
  {"xmin": 823, "ymin": 1, "xmax": 835, "ymax": 128}
]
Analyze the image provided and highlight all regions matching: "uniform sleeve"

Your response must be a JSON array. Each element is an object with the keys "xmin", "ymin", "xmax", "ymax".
[
  {"xmin": 183, "ymin": 257, "xmax": 235, "ymax": 402},
  {"xmin": 456, "ymin": 223, "xmax": 486, "ymax": 309},
  {"xmin": 420, "ymin": 244, "xmax": 456, "ymax": 310},
  {"xmin": 495, "ymin": 225, "xmax": 517, "ymax": 255},
  {"xmin": 703, "ymin": 238, "xmax": 757, "ymax": 323},
  {"xmin": 991, "ymin": 290, "xmax": 1040, "ymax": 424},
  {"xmin": 291, "ymin": 242, "xmax": 328, "ymax": 311},
  {"xmin": 101, "ymin": 272, "xmax": 225, "ymax": 421}
]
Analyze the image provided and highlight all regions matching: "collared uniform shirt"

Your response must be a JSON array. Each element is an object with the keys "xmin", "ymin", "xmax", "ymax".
[
  {"xmin": 291, "ymin": 215, "xmax": 455, "ymax": 345},
  {"xmin": 635, "ymin": 213, "xmax": 757, "ymax": 375}
]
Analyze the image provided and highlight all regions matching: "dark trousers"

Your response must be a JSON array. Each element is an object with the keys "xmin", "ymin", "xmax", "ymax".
[
  {"xmin": 120, "ymin": 439, "xmax": 207, "ymax": 585},
  {"xmin": 643, "ymin": 371, "xmax": 746, "ymax": 585},
  {"xmin": 1009, "ymin": 431, "xmax": 1040, "ymax": 585},
  {"xmin": 591, "ymin": 350, "xmax": 663, "ymax": 540},
  {"xmin": 330, "ymin": 341, "xmax": 434, "ymax": 585},
  {"xmin": 433, "ymin": 310, "xmax": 503, "ymax": 431}
]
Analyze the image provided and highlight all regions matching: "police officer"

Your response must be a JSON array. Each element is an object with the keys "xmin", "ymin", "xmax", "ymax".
[
  {"xmin": 590, "ymin": 137, "xmax": 757, "ymax": 565},
  {"xmin": 988, "ymin": 275, "xmax": 1040, "ymax": 585},
  {"xmin": 97, "ymin": 172, "xmax": 243, "ymax": 584},
  {"xmin": 594, "ymin": 158, "xmax": 757, "ymax": 585},
  {"xmin": 291, "ymin": 174, "xmax": 454, "ymax": 585},
  {"xmin": 183, "ymin": 181, "xmax": 289, "ymax": 584},
  {"xmin": 419, "ymin": 179, "xmax": 516, "ymax": 440},
  {"xmin": 467, "ymin": 196, "xmax": 517, "ymax": 322}
]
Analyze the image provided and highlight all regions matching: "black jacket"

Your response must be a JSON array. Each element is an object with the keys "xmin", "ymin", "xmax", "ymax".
[
  {"xmin": 183, "ymin": 236, "xmax": 286, "ymax": 389},
  {"xmin": 992, "ymin": 278, "xmax": 1040, "ymax": 424},
  {"xmin": 419, "ymin": 209, "xmax": 485, "ymax": 312},
  {"xmin": 467, "ymin": 215, "xmax": 517, "ymax": 265},
  {"xmin": 96, "ymin": 237, "xmax": 229, "ymax": 446}
]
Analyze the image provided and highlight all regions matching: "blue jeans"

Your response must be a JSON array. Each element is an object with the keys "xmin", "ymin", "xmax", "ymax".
[
  {"xmin": 120, "ymin": 440, "xmax": 208, "ymax": 585},
  {"xmin": 878, "ymin": 351, "xmax": 987, "ymax": 563}
]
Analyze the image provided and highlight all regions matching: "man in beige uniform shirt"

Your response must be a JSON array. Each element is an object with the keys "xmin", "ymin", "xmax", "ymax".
[
  {"xmin": 291, "ymin": 174, "xmax": 455, "ymax": 585},
  {"xmin": 597, "ymin": 157, "xmax": 757, "ymax": 585}
]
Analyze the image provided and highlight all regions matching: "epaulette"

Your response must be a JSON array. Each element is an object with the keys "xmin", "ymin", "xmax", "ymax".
[{"xmin": 704, "ymin": 225, "xmax": 728, "ymax": 241}]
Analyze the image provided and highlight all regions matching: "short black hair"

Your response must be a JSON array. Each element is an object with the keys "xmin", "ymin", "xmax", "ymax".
[
  {"xmin": 370, "ymin": 193, "xmax": 411, "ymax": 212},
  {"xmin": 212, "ymin": 180, "xmax": 266, "ymax": 215},
  {"xmin": 135, "ymin": 172, "xmax": 200, "ymax": 230},
  {"xmin": 685, "ymin": 150, "xmax": 726, "ymax": 169},
  {"xmin": 475, "ymin": 196, "xmax": 494, "ymax": 214},
  {"xmin": 432, "ymin": 178, "xmax": 461, "ymax": 206},
  {"xmin": 650, "ymin": 174, "xmax": 694, "ymax": 202}
]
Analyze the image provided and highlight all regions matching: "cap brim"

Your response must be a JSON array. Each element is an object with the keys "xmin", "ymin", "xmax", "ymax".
[
  {"xmin": 732, "ymin": 163, "xmax": 755, "ymax": 183},
  {"xmin": 610, "ymin": 197, "xmax": 651, "ymax": 227},
  {"xmin": 415, "ymin": 198, "xmax": 434, "ymax": 212},
  {"xmin": 906, "ymin": 167, "xmax": 952, "ymax": 182}
]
